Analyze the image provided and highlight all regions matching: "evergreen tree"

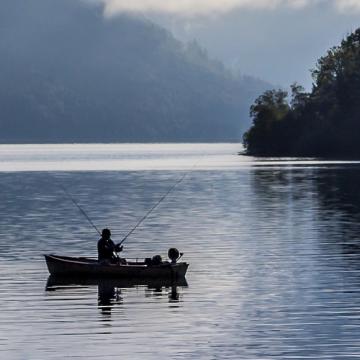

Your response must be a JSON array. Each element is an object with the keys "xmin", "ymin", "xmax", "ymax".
[{"xmin": 244, "ymin": 28, "xmax": 360, "ymax": 157}]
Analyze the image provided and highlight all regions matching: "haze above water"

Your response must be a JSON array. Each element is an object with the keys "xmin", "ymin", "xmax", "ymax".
[
  {"xmin": 1, "ymin": 143, "xmax": 360, "ymax": 359},
  {"xmin": 0, "ymin": 143, "xmax": 359, "ymax": 172}
]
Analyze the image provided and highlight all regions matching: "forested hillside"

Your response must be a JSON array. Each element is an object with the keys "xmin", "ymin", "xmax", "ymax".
[
  {"xmin": 0, "ymin": 0, "xmax": 269, "ymax": 143},
  {"xmin": 244, "ymin": 29, "xmax": 360, "ymax": 157}
]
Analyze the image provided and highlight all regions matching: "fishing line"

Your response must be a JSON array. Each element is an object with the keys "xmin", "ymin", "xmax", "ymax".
[
  {"xmin": 51, "ymin": 156, "xmax": 201, "ymax": 244},
  {"xmin": 119, "ymin": 164, "xmax": 196, "ymax": 246},
  {"xmin": 52, "ymin": 176, "xmax": 101, "ymax": 236}
]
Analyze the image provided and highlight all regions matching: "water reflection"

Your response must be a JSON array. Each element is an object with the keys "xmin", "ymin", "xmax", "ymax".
[
  {"xmin": 46, "ymin": 276, "xmax": 188, "ymax": 315},
  {"xmin": 3, "ymin": 145, "xmax": 360, "ymax": 358},
  {"xmin": 97, "ymin": 282, "xmax": 122, "ymax": 316},
  {"xmin": 251, "ymin": 165, "xmax": 360, "ymax": 270}
]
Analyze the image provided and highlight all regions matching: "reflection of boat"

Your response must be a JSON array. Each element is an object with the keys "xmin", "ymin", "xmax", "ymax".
[
  {"xmin": 46, "ymin": 275, "xmax": 188, "ymax": 310},
  {"xmin": 44, "ymin": 254, "xmax": 189, "ymax": 279},
  {"xmin": 46, "ymin": 274, "xmax": 188, "ymax": 290}
]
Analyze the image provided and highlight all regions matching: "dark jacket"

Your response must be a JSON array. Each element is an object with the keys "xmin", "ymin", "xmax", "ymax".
[{"xmin": 97, "ymin": 237, "xmax": 121, "ymax": 262}]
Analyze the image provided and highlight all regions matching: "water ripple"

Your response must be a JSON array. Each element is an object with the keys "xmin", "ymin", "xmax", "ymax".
[{"xmin": 1, "ymin": 145, "xmax": 360, "ymax": 358}]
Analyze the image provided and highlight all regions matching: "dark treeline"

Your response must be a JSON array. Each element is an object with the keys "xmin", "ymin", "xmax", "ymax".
[
  {"xmin": 244, "ymin": 29, "xmax": 360, "ymax": 157},
  {"xmin": 0, "ymin": 0, "xmax": 269, "ymax": 143}
]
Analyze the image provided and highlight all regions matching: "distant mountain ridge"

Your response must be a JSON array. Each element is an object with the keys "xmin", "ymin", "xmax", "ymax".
[{"xmin": 0, "ymin": 0, "xmax": 270, "ymax": 143}]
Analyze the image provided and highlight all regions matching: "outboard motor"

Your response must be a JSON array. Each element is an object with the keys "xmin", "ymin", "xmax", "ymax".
[{"xmin": 168, "ymin": 248, "xmax": 180, "ymax": 264}]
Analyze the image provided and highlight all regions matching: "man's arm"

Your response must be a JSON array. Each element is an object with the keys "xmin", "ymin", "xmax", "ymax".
[
  {"xmin": 109, "ymin": 239, "xmax": 123, "ymax": 253},
  {"xmin": 115, "ymin": 242, "xmax": 123, "ymax": 252}
]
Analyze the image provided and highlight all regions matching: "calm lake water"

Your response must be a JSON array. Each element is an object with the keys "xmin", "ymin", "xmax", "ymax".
[{"xmin": 1, "ymin": 143, "xmax": 360, "ymax": 359}]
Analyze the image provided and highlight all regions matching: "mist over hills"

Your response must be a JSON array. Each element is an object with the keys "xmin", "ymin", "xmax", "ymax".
[{"xmin": 0, "ymin": 0, "xmax": 270, "ymax": 143}]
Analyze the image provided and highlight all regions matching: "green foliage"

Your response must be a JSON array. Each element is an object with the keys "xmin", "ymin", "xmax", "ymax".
[
  {"xmin": 243, "ymin": 89, "xmax": 289, "ymax": 154},
  {"xmin": 244, "ymin": 28, "xmax": 360, "ymax": 157}
]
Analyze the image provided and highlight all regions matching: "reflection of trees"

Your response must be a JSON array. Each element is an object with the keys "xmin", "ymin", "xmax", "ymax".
[
  {"xmin": 250, "ymin": 167, "xmax": 317, "ymax": 221},
  {"xmin": 251, "ymin": 167, "xmax": 313, "ymax": 200},
  {"xmin": 251, "ymin": 166, "xmax": 360, "ymax": 266},
  {"xmin": 315, "ymin": 168, "xmax": 360, "ymax": 220},
  {"xmin": 314, "ymin": 167, "xmax": 360, "ymax": 265}
]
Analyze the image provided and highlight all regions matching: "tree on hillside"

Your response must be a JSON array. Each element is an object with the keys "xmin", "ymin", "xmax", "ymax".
[
  {"xmin": 243, "ymin": 89, "xmax": 289, "ymax": 154},
  {"xmin": 244, "ymin": 28, "xmax": 360, "ymax": 157}
]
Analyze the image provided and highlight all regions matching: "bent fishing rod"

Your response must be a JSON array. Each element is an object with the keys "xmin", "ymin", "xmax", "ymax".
[
  {"xmin": 53, "ymin": 160, "xmax": 198, "ymax": 245},
  {"xmin": 52, "ymin": 176, "xmax": 101, "ymax": 236},
  {"xmin": 118, "ymin": 169, "xmax": 189, "ymax": 246}
]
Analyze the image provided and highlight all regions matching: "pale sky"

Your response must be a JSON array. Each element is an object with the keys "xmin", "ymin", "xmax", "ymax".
[
  {"xmin": 89, "ymin": 0, "xmax": 360, "ymax": 88},
  {"xmin": 91, "ymin": 0, "xmax": 360, "ymax": 15}
]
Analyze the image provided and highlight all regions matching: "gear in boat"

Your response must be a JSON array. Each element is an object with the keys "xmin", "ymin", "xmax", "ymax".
[
  {"xmin": 44, "ymin": 229, "xmax": 188, "ymax": 279},
  {"xmin": 97, "ymin": 228, "xmax": 183, "ymax": 265}
]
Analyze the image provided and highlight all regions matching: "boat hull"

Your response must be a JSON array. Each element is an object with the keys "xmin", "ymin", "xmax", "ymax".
[{"xmin": 44, "ymin": 254, "xmax": 189, "ymax": 279}]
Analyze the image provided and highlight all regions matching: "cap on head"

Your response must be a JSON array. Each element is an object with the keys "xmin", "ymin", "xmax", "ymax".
[{"xmin": 102, "ymin": 228, "xmax": 111, "ymax": 238}]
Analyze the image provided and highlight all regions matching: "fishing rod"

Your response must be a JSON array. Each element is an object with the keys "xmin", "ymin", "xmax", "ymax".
[
  {"xmin": 52, "ymin": 176, "xmax": 101, "ymax": 236},
  {"xmin": 51, "ymin": 157, "xmax": 200, "ymax": 245},
  {"xmin": 54, "ymin": 174, "xmax": 186, "ymax": 245},
  {"xmin": 119, "ymin": 169, "xmax": 190, "ymax": 246}
]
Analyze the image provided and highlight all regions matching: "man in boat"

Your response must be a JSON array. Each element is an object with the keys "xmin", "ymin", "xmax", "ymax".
[{"xmin": 97, "ymin": 228, "xmax": 123, "ymax": 263}]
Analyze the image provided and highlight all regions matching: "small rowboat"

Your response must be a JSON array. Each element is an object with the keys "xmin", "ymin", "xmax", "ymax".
[{"xmin": 44, "ymin": 254, "xmax": 189, "ymax": 279}]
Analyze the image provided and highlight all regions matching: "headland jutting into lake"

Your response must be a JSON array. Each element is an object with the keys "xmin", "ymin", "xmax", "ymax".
[{"xmin": 243, "ymin": 29, "xmax": 360, "ymax": 158}]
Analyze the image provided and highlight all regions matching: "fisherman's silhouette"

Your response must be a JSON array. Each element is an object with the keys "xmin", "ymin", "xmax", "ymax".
[{"xmin": 97, "ymin": 228, "xmax": 123, "ymax": 263}]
